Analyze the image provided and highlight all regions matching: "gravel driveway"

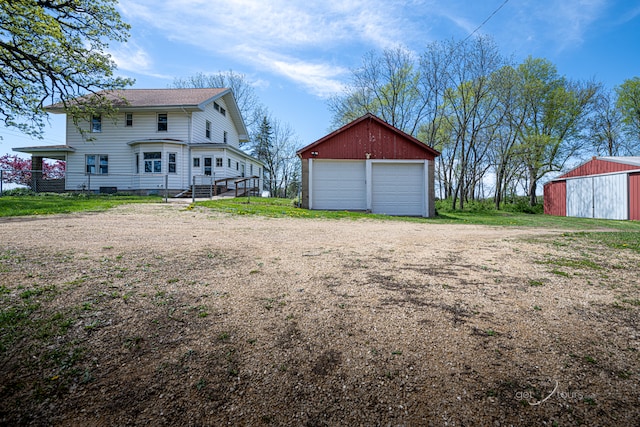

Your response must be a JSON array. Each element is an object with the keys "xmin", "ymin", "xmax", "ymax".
[{"xmin": 1, "ymin": 203, "xmax": 638, "ymax": 426}]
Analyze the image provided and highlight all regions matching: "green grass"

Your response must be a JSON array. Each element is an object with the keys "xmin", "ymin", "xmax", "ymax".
[
  {"xmin": 0, "ymin": 193, "xmax": 162, "ymax": 217},
  {"xmin": 197, "ymin": 197, "xmax": 640, "ymax": 229}
]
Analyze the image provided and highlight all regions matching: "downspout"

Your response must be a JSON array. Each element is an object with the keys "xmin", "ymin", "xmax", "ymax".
[{"xmin": 181, "ymin": 107, "xmax": 192, "ymax": 189}]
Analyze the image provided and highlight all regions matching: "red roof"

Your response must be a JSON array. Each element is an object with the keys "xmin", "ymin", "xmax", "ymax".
[{"xmin": 297, "ymin": 113, "xmax": 440, "ymax": 160}]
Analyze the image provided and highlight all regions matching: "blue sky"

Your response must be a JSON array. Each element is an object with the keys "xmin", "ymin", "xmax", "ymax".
[{"xmin": 2, "ymin": 0, "xmax": 640, "ymax": 156}]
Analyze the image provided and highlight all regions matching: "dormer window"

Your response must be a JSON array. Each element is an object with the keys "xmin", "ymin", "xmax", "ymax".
[
  {"xmin": 157, "ymin": 113, "xmax": 168, "ymax": 131},
  {"xmin": 91, "ymin": 115, "xmax": 102, "ymax": 133}
]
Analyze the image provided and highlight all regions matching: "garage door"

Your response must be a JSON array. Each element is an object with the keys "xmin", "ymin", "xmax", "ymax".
[
  {"xmin": 311, "ymin": 160, "xmax": 366, "ymax": 210},
  {"xmin": 371, "ymin": 162, "xmax": 425, "ymax": 216}
]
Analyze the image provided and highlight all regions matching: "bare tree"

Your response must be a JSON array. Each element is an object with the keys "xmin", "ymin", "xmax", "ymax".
[
  {"xmin": 172, "ymin": 70, "xmax": 264, "ymax": 141},
  {"xmin": 587, "ymin": 88, "xmax": 628, "ymax": 156},
  {"xmin": 328, "ymin": 46, "xmax": 430, "ymax": 136}
]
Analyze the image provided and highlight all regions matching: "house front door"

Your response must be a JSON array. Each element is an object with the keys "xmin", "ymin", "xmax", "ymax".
[{"xmin": 204, "ymin": 157, "xmax": 213, "ymax": 176}]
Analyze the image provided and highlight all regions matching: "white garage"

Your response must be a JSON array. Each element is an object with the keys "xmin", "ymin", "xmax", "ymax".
[{"xmin": 298, "ymin": 114, "xmax": 440, "ymax": 218}]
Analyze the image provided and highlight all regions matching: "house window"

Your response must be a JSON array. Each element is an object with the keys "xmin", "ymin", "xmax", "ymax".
[
  {"xmin": 250, "ymin": 164, "xmax": 253, "ymax": 175},
  {"xmin": 168, "ymin": 153, "xmax": 177, "ymax": 174},
  {"xmin": 125, "ymin": 113, "xmax": 133, "ymax": 127},
  {"xmin": 241, "ymin": 164, "xmax": 245, "ymax": 177},
  {"xmin": 223, "ymin": 131, "xmax": 228, "ymax": 143},
  {"xmin": 206, "ymin": 120, "xmax": 211, "ymax": 139},
  {"xmin": 157, "ymin": 113, "xmax": 168, "ymax": 131},
  {"xmin": 86, "ymin": 155, "xmax": 108, "ymax": 174},
  {"xmin": 216, "ymin": 158, "xmax": 223, "ymax": 168},
  {"xmin": 144, "ymin": 152, "xmax": 162, "ymax": 173},
  {"xmin": 236, "ymin": 161, "xmax": 239, "ymax": 171},
  {"xmin": 214, "ymin": 102, "xmax": 220, "ymax": 112},
  {"xmin": 135, "ymin": 153, "xmax": 139, "ymax": 174},
  {"xmin": 193, "ymin": 158, "xmax": 200, "ymax": 167},
  {"xmin": 220, "ymin": 107, "xmax": 226, "ymax": 116},
  {"xmin": 91, "ymin": 115, "xmax": 102, "ymax": 133},
  {"xmin": 227, "ymin": 158, "xmax": 231, "ymax": 168}
]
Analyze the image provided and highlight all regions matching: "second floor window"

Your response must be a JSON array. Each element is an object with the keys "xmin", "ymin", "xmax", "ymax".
[
  {"xmin": 91, "ymin": 115, "xmax": 102, "ymax": 133},
  {"xmin": 157, "ymin": 113, "xmax": 168, "ymax": 131},
  {"xmin": 125, "ymin": 113, "xmax": 133, "ymax": 127},
  {"xmin": 223, "ymin": 131, "xmax": 228, "ymax": 143},
  {"xmin": 206, "ymin": 120, "xmax": 211, "ymax": 139}
]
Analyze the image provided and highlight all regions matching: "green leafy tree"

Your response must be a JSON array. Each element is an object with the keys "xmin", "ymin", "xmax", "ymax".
[
  {"xmin": 513, "ymin": 57, "xmax": 598, "ymax": 206},
  {"xmin": 0, "ymin": 0, "xmax": 134, "ymax": 137},
  {"xmin": 616, "ymin": 77, "xmax": 640, "ymax": 142}
]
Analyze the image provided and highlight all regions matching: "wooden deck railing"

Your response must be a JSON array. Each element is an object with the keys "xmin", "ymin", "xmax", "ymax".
[{"xmin": 235, "ymin": 176, "xmax": 261, "ymax": 197}]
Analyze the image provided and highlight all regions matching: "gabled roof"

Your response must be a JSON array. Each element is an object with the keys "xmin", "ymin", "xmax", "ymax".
[
  {"xmin": 297, "ymin": 113, "xmax": 440, "ymax": 159},
  {"xmin": 551, "ymin": 156, "xmax": 640, "ymax": 181},
  {"xmin": 45, "ymin": 88, "xmax": 249, "ymax": 142}
]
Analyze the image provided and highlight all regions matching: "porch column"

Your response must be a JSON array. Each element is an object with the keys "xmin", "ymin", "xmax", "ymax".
[{"xmin": 31, "ymin": 156, "xmax": 43, "ymax": 192}]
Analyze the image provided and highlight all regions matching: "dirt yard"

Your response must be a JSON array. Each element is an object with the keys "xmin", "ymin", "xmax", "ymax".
[{"xmin": 0, "ymin": 203, "xmax": 638, "ymax": 426}]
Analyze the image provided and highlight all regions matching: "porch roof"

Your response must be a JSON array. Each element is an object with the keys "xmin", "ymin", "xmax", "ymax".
[{"xmin": 12, "ymin": 145, "xmax": 75, "ymax": 160}]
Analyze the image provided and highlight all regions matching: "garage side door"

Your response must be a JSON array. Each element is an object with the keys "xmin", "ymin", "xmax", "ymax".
[
  {"xmin": 311, "ymin": 160, "xmax": 366, "ymax": 210},
  {"xmin": 371, "ymin": 162, "xmax": 425, "ymax": 216}
]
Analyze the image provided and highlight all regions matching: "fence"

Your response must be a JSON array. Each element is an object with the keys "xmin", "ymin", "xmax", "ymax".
[
  {"xmin": 1, "ymin": 169, "xmax": 262, "ymax": 201},
  {"xmin": 1, "ymin": 170, "xmax": 173, "ymax": 199}
]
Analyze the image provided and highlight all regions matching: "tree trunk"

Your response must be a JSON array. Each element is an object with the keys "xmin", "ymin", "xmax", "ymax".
[{"xmin": 528, "ymin": 167, "xmax": 538, "ymax": 206}]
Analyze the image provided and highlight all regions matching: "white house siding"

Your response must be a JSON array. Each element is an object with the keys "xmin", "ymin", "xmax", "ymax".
[
  {"xmin": 191, "ymin": 99, "xmax": 240, "ymax": 147},
  {"xmin": 566, "ymin": 174, "xmax": 629, "ymax": 220},
  {"xmin": 64, "ymin": 112, "xmax": 191, "ymax": 191}
]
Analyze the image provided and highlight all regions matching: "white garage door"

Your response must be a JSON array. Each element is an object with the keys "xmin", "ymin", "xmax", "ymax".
[
  {"xmin": 371, "ymin": 162, "xmax": 425, "ymax": 216},
  {"xmin": 311, "ymin": 160, "xmax": 366, "ymax": 210}
]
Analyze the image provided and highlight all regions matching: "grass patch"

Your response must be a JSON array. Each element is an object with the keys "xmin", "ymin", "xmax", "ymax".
[
  {"xmin": 197, "ymin": 197, "xmax": 640, "ymax": 231},
  {"xmin": 0, "ymin": 193, "xmax": 161, "ymax": 217}
]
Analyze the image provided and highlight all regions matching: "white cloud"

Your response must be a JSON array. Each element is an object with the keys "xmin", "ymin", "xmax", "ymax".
[
  {"xmin": 109, "ymin": 43, "xmax": 173, "ymax": 80},
  {"xmin": 118, "ymin": 0, "xmax": 410, "ymax": 95}
]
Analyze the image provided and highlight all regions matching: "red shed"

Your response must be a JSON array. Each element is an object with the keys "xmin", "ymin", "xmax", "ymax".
[
  {"xmin": 297, "ymin": 114, "xmax": 440, "ymax": 217},
  {"xmin": 544, "ymin": 156, "xmax": 640, "ymax": 220}
]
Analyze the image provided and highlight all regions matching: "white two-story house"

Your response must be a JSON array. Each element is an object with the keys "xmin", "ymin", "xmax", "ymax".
[{"xmin": 13, "ymin": 88, "xmax": 264, "ymax": 196}]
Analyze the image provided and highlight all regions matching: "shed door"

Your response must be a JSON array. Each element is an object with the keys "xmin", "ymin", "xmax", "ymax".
[
  {"xmin": 593, "ymin": 174, "xmax": 628, "ymax": 220},
  {"xmin": 566, "ymin": 178, "xmax": 594, "ymax": 218},
  {"xmin": 311, "ymin": 160, "xmax": 366, "ymax": 210},
  {"xmin": 566, "ymin": 174, "xmax": 629, "ymax": 219},
  {"xmin": 371, "ymin": 162, "xmax": 425, "ymax": 216}
]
